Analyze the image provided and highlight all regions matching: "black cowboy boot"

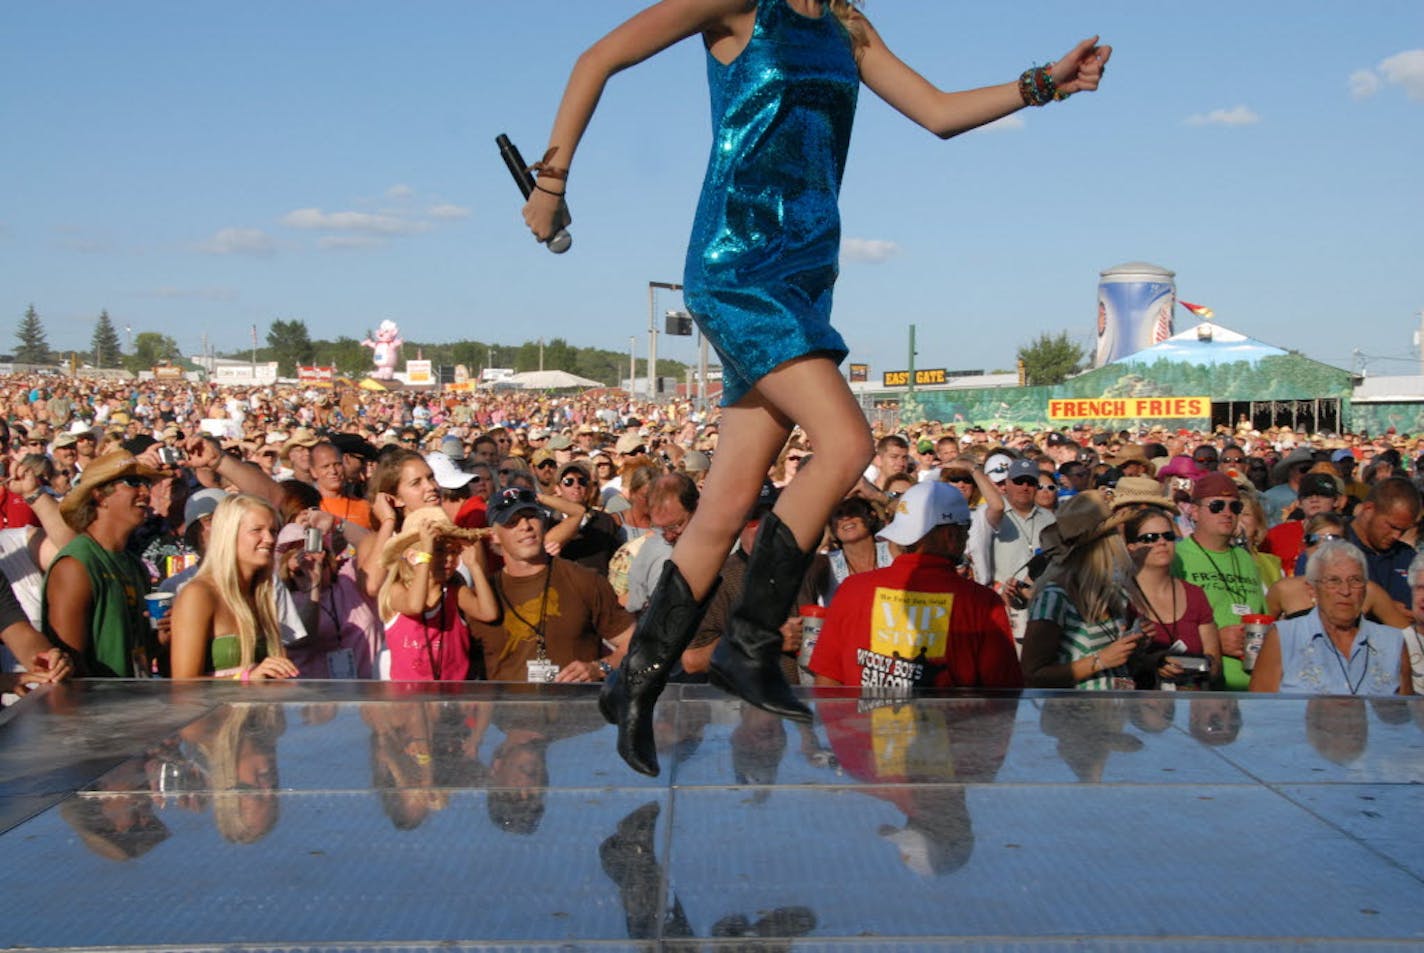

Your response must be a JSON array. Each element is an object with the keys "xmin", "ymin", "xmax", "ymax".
[
  {"xmin": 600, "ymin": 560, "xmax": 719, "ymax": 777},
  {"xmin": 708, "ymin": 511, "xmax": 813, "ymax": 723}
]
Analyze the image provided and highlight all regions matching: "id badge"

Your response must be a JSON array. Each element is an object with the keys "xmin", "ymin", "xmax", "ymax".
[
  {"xmin": 1231, "ymin": 603, "xmax": 1252, "ymax": 617},
  {"xmin": 527, "ymin": 660, "xmax": 560, "ymax": 683},
  {"xmin": 326, "ymin": 648, "xmax": 357, "ymax": 680}
]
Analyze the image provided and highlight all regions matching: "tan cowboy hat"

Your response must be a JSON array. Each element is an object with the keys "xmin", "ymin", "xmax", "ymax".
[
  {"xmin": 1107, "ymin": 443, "xmax": 1155, "ymax": 475},
  {"xmin": 1036, "ymin": 490, "xmax": 1131, "ymax": 564},
  {"xmin": 380, "ymin": 506, "xmax": 487, "ymax": 568},
  {"xmin": 58, "ymin": 450, "xmax": 166, "ymax": 522},
  {"xmin": 1109, "ymin": 476, "xmax": 1178, "ymax": 513}
]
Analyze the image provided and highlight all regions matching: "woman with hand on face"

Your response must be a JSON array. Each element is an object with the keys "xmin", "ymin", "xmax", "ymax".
[
  {"xmin": 356, "ymin": 450, "xmax": 443, "ymax": 600},
  {"xmin": 170, "ymin": 495, "xmax": 298, "ymax": 682}
]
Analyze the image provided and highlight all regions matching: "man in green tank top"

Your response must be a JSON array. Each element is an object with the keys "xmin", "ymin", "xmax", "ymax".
[{"xmin": 42, "ymin": 451, "xmax": 164, "ymax": 677}]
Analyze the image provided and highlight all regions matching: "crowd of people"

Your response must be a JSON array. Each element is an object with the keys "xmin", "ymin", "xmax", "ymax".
[{"xmin": 0, "ymin": 372, "xmax": 1420, "ymax": 709}]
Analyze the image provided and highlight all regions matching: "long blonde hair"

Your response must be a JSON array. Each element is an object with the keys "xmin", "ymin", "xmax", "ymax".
[
  {"xmin": 195, "ymin": 494, "xmax": 284, "ymax": 669},
  {"xmin": 1057, "ymin": 533, "xmax": 1132, "ymax": 624},
  {"xmin": 826, "ymin": 0, "xmax": 869, "ymax": 52}
]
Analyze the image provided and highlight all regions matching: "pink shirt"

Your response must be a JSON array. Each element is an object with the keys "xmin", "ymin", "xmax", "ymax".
[{"xmin": 384, "ymin": 587, "xmax": 472, "ymax": 681}]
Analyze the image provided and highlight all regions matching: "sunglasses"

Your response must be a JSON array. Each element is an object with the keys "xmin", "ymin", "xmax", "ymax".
[
  {"xmin": 786, "ymin": 454, "xmax": 805, "ymax": 463},
  {"xmin": 116, "ymin": 476, "xmax": 151, "ymax": 488},
  {"xmin": 535, "ymin": 460, "xmax": 557, "ymax": 469},
  {"xmin": 560, "ymin": 476, "xmax": 589, "ymax": 487},
  {"xmin": 1010, "ymin": 476, "xmax": 1039, "ymax": 487},
  {"xmin": 1304, "ymin": 532, "xmax": 1342, "ymax": 546},
  {"xmin": 1204, "ymin": 499, "xmax": 1244, "ymax": 515},
  {"xmin": 498, "ymin": 468, "xmax": 519, "ymax": 476},
  {"xmin": 1129, "ymin": 530, "xmax": 1178, "ymax": 545},
  {"xmin": 1037, "ymin": 483, "xmax": 1057, "ymax": 491},
  {"xmin": 945, "ymin": 475, "xmax": 973, "ymax": 485},
  {"xmin": 1222, "ymin": 456, "xmax": 1245, "ymax": 464}
]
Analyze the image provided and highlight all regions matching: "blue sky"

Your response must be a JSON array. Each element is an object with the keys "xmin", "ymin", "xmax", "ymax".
[{"xmin": 2, "ymin": 1, "xmax": 1420, "ymax": 379}]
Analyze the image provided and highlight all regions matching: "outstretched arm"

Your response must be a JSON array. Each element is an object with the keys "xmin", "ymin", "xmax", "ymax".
[
  {"xmin": 858, "ymin": 24, "xmax": 1110, "ymax": 140},
  {"xmin": 523, "ymin": 0, "xmax": 749, "ymax": 241}
]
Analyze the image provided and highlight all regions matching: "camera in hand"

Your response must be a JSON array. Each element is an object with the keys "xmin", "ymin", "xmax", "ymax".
[
  {"xmin": 1165, "ymin": 654, "xmax": 1212, "ymax": 687},
  {"xmin": 158, "ymin": 446, "xmax": 185, "ymax": 466}
]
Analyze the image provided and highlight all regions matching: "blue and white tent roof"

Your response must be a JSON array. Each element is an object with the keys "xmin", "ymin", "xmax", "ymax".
[{"xmin": 1109, "ymin": 322, "xmax": 1288, "ymax": 368}]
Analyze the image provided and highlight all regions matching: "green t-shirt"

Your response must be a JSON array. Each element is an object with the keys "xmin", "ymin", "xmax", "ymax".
[
  {"xmin": 1171, "ymin": 536, "xmax": 1266, "ymax": 691},
  {"xmin": 42, "ymin": 534, "xmax": 150, "ymax": 678}
]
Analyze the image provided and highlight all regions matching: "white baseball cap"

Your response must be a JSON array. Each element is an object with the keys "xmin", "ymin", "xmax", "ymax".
[
  {"xmin": 876, "ymin": 482, "xmax": 971, "ymax": 546},
  {"xmin": 983, "ymin": 453, "xmax": 1013, "ymax": 484},
  {"xmin": 424, "ymin": 451, "xmax": 475, "ymax": 490}
]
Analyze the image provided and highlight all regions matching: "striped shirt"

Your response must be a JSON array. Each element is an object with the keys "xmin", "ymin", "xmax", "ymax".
[{"xmin": 1029, "ymin": 582, "xmax": 1128, "ymax": 691}]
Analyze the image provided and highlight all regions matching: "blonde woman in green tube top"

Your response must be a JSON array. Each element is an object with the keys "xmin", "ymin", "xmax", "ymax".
[{"xmin": 170, "ymin": 494, "xmax": 298, "ymax": 682}]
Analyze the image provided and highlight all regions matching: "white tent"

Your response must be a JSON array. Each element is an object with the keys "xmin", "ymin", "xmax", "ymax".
[{"xmin": 502, "ymin": 369, "xmax": 605, "ymax": 390}]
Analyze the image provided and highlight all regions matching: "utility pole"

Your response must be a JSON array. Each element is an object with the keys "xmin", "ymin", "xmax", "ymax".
[
  {"xmin": 628, "ymin": 336, "xmax": 636, "ymax": 393},
  {"xmin": 907, "ymin": 323, "xmax": 918, "ymax": 401}
]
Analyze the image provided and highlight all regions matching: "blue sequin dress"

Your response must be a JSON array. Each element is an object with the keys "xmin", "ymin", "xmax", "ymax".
[{"xmin": 683, "ymin": 0, "xmax": 859, "ymax": 406}]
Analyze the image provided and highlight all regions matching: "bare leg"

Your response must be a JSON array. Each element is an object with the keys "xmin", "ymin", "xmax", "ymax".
[{"xmin": 671, "ymin": 354, "xmax": 873, "ymax": 594}]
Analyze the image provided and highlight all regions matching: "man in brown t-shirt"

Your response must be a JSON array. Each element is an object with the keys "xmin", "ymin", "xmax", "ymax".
[{"xmin": 471, "ymin": 487, "xmax": 633, "ymax": 682}]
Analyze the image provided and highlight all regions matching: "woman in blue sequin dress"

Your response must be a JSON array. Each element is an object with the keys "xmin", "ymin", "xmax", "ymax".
[{"xmin": 524, "ymin": 0, "xmax": 1110, "ymax": 776}]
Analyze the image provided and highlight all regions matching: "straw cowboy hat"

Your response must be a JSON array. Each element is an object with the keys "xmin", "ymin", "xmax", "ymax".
[
  {"xmin": 380, "ymin": 506, "xmax": 487, "ymax": 568},
  {"xmin": 58, "ymin": 450, "xmax": 166, "ymax": 523},
  {"xmin": 1109, "ymin": 476, "xmax": 1178, "ymax": 514}
]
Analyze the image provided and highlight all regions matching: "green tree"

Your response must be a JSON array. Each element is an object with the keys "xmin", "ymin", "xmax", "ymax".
[
  {"xmin": 15, "ymin": 304, "xmax": 50, "ymax": 365},
  {"xmin": 1016, "ymin": 331, "xmax": 1086, "ymax": 387},
  {"xmin": 266, "ymin": 319, "xmax": 315, "ymax": 377},
  {"xmin": 124, "ymin": 332, "xmax": 180, "ymax": 373},
  {"xmin": 90, "ymin": 309, "xmax": 123, "ymax": 369}
]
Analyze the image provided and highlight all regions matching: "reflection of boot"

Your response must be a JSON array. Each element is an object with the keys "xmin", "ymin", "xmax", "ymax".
[
  {"xmin": 711, "ymin": 905, "xmax": 817, "ymax": 953},
  {"xmin": 599, "ymin": 801, "xmax": 692, "ymax": 941},
  {"xmin": 600, "ymin": 561, "xmax": 719, "ymax": 777},
  {"xmin": 709, "ymin": 512, "xmax": 813, "ymax": 723}
]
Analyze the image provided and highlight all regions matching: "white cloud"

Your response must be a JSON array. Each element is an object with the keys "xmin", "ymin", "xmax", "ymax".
[
  {"xmin": 317, "ymin": 235, "xmax": 385, "ymax": 251},
  {"xmin": 427, "ymin": 203, "xmax": 471, "ymax": 221},
  {"xmin": 1185, "ymin": 105, "xmax": 1261, "ymax": 126},
  {"xmin": 137, "ymin": 286, "xmax": 239, "ymax": 301},
  {"xmin": 1379, "ymin": 49, "xmax": 1424, "ymax": 101},
  {"xmin": 841, "ymin": 238, "xmax": 901, "ymax": 264},
  {"xmin": 386, "ymin": 183, "xmax": 415, "ymax": 200},
  {"xmin": 1348, "ymin": 68, "xmax": 1382, "ymax": 100},
  {"xmin": 198, "ymin": 227, "xmax": 275, "ymax": 257},
  {"xmin": 282, "ymin": 208, "xmax": 429, "ymax": 235},
  {"xmin": 973, "ymin": 115, "xmax": 1025, "ymax": 134},
  {"xmin": 1347, "ymin": 49, "xmax": 1424, "ymax": 103}
]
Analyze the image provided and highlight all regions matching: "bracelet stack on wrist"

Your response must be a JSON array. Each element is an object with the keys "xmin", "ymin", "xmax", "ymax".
[{"xmin": 1018, "ymin": 64, "xmax": 1067, "ymax": 107}]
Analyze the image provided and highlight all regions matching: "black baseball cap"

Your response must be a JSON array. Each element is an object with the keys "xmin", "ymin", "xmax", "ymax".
[
  {"xmin": 488, "ymin": 486, "xmax": 546, "ymax": 526},
  {"xmin": 1298, "ymin": 473, "xmax": 1340, "ymax": 499}
]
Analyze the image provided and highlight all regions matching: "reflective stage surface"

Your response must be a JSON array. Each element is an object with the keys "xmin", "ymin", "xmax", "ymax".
[{"xmin": 2, "ymin": 681, "xmax": 1423, "ymax": 951}]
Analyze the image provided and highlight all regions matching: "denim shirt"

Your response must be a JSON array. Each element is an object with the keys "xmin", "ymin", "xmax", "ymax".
[{"xmin": 1276, "ymin": 608, "xmax": 1404, "ymax": 696}]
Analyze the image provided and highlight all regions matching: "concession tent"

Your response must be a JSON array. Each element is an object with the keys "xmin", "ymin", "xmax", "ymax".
[
  {"xmin": 901, "ymin": 321, "xmax": 1354, "ymax": 432},
  {"xmin": 501, "ymin": 370, "xmax": 605, "ymax": 390}
]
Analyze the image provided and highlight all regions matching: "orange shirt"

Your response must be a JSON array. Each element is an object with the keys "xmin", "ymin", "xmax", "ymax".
[{"xmin": 320, "ymin": 496, "xmax": 373, "ymax": 531}]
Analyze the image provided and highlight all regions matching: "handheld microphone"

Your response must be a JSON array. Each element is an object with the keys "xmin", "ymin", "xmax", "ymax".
[{"xmin": 496, "ymin": 133, "xmax": 571, "ymax": 254}]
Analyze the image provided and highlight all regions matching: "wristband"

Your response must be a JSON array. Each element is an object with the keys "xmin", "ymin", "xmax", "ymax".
[
  {"xmin": 407, "ymin": 550, "xmax": 433, "ymax": 566},
  {"xmin": 239, "ymin": 667, "xmax": 252, "ymax": 684},
  {"xmin": 1091, "ymin": 653, "xmax": 1103, "ymax": 673}
]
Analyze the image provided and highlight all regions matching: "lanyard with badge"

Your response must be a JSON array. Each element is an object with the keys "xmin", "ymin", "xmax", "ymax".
[{"xmin": 497, "ymin": 565, "xmax": 557, "ymax": 682}]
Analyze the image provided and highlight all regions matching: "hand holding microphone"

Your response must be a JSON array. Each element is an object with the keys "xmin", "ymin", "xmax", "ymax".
[{"xmin": 497, "ymin": 134, "xmax": 572, "ymax": 254}]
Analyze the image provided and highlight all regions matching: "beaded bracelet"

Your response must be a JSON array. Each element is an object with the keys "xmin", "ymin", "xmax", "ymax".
[{"xmin": 1017, "ymin": 64, "xmax": 1061, "ymax": 107}]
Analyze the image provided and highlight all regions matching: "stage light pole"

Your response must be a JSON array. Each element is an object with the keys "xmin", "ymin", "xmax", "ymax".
[{"xmin": 649, "ymin": 281, "xmax": 682, "ymax": 398}]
